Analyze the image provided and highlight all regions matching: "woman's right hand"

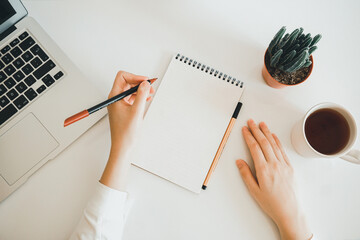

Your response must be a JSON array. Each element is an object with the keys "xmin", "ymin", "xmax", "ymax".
[
  {"xmin": 236, "ymin": 119, "xmax": 312, "ymax": 240},
  {"xmin": 100, "ymin": 71, "xmax": 154, "ymax": 191},
  {"xmin": 107, "ymin": 71, "xmax": 154, "ymax": 152}
]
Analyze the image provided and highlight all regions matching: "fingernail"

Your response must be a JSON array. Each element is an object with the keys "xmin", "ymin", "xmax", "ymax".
[
  {"xmin": 236, "ymin": 160, "xmax": 243, "ymax": 168},
  {"xmin": 140, "ymin": 80, "xmax": 150, "ymax": 89}
]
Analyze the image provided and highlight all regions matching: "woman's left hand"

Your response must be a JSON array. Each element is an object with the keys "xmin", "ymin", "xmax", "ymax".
[{"xmin": 236, "ymin": 120, "xmax": 312, "ymax": 240}]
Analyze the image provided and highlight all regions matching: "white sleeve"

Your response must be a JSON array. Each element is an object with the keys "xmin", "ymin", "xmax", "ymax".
[
  {"xmin": 69, "ymin": 182, "xmax": 129, "ymax": 240},
  {"xmin": 310, "ymin": 234, "xmax": 318, "ymax": 240}
]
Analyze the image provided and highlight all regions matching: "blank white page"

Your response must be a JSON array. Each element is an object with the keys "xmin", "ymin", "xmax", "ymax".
[{"xmin": 131, "ymin": 54, "xmax": 244, "ymax": 193}]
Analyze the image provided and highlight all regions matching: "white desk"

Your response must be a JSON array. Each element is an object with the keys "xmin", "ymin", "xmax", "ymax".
[{"xmin": 1, "ymin": 1, "xmax": 359, "ymax": 239}]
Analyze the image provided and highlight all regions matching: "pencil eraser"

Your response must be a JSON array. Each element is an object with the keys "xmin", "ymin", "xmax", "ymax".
[{"xmin": 202, "ymin": 185, "xmax": 207, "ymax": 190}]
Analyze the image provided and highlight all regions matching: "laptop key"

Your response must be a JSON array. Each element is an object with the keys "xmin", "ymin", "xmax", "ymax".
[
  {"xmin": 13, "ymin": 95, "xmax": 29, "ymax": 110},
  {"xmin": 0, "ymin": 60, "xmax": 4, "ymax": 69},
  {"xmin": 7, "ymin": 89, "xmax": 19, "ymax": 100},
  {"xmin": 21, "ymin": 51, "xmax": 34, "ymax": 62},
  {"xmin": 0, "ymin": 95, "xmax": 10, "ymax": 107},
  {"xmin": 30, "ymin": 57, "xmax": 42, "ymax": 68},
  {"xmin": 22, "ymin": 64, "xmax": 34, "ymax": 75},
  {"xmin": 54, "ymin": 71, "xmax": 64, "ymax": 80},
  {"xmin": 34, "ymin": 60, "xmax": 56, "ymax": 79},
  {"xmin": 19, "ymin": 31, "xmax": 29, "ymax": 40},
  {"xmin": 13, "ymin": 71, "xmax": 25, "ymax": 82},
  {"xmin": 24, "ymin": 88, "xmax": 37, "ymax": 101},
  {"xmin": 15, "ymin": 82, "xmax": 27, "ymax": 93},
  {"xmin": 0, "ymin": 71, "xmax": 6, "ymax": 82},
  {"xmin": 24, "ymin": 75, "xmax": 36, "ymax": 87},
  {"xmin": 4, "ymin": 78, "xmax": 16, "ymax": 88},
  {"xmin": 42, "ymin": 74, "xmax": 55, "ymax": 87},
  {"xmin": 0, "ymin": 104, "xmax": 18, "ymax": 125},
  {"xmin": 1, "ymin": 45, "xmax": 10, "ymax": 54},
  {"xmin": 13, "ymin": 58, "xmax": 25, "ymax": 69},
  {"xmin": 4, "ymin": 65, "xmax": 16, "ymax": 76},
  {"xmin": 0, "ymin": 84, "xmax": 6, "ymax": 96},
  {"xmin": 19, "ymin": 36, "xmax": 36, "ymax": 51},
  {"xmin": 10, "ymin": 38, "xmax": 20, "ymax": 47},
  {"xmin": 30, "ymin": 44, "xmax": 49, "ymax": 61},
  {"xmin": 36, "ymin": 85, "xmax": 46, "ymax": 94},
  {"xmin": 10, "ymin": 47, "xmax": 22, "ymax": 58},
  {"xmin": 2, "ymin": 53, "xmax": 14, "ymax": 64}
]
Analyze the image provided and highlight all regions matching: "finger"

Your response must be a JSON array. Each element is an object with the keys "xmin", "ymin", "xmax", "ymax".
[
  {"xmin": 242, "ymin": 126, "xmax": 267, "ymax": 171},
  {"xmin": 247, "ymin": 119, "xmax": 277, "ymax": 162},
  {"xmin": 259, "ymin": 122, "xmax": 284, "ymax": 162},
  {"xmin": 126, "ymin": 94, "xmax": 137, "ymax": 105},
  {"xmin": 127, "ymin": 91, "xmax": 153, "ymax": 105},
  {"xmin": 109, "ymin": 83, "xmax": 131, "ymax": 100},
  {"xmin": 111, "ymin": 71, "xmax": 148, "ymax": 94},
  {"xmin": 150, "ymin": 86, "xmax": 155, "ymax": 94},
  {"xmin": 123, "ymin": 92, "xmax": 133, "ymax": 101},
  {"xmin": 117, "ymin": 71, "xmax": 149, "ymax": 85},
  {"xmin": 236, "ymin": 160, "xmax": 259, "ymax": 197},
  {"xmin": 132, "ymin": 81, "xmax": 151, "ymax": 115},
  {"xmin": 272, "ymin": 133, "xmax": 291, "ymax": 166}
]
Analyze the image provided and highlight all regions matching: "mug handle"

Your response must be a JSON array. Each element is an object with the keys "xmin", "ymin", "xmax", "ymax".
[{"xmin": 340, "ymin": 149, "xmax": 360, "ymax": 164}]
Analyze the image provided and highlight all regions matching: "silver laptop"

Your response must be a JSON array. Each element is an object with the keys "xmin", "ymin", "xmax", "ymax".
[{"xmin": 0, "ymin": 0, "xmax": 106, "ymax": 202}]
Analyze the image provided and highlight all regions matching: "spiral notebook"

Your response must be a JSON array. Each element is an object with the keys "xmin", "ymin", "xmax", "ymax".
[{"xmin": 131, "ymin": 54, "xmax": 245, "ymax": 193}]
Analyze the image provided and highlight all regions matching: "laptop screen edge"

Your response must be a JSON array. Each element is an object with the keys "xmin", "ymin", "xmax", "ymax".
[{"xmin": 0, "ymin": 0, "xmax": 28, "ymax": 36}]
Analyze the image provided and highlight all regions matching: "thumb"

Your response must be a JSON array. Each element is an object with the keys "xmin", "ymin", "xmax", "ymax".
[
  {"xmin": 236, "ymin": 160, "xmax": 260, "ymax": 198},
  {"xmin": 132, "ymin": 80, "xmax": 151, "ymax": 115}
]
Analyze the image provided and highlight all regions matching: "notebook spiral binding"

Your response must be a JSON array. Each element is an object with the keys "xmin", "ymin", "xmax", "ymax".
[{"xmin": 175, "ymin": 53, "xmax": 244, "ymax": 88}]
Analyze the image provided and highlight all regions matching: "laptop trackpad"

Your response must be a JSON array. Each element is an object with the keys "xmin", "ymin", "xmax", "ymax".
[{"xmin": 0, "ymin": 113, "xmax": 59, "ymax": 186}]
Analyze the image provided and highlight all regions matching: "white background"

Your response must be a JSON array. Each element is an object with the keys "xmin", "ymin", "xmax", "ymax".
[{"xmin": 0, "ymin": 0, "xmax": 360, "ymax": 239}]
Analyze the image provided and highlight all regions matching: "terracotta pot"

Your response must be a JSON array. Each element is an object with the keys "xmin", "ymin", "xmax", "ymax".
[{"xmin": 262, "ymin": 49, "xmax": 314, "ymax": 89}]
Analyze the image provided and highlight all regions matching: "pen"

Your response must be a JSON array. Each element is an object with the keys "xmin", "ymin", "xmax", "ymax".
[
  {"xmin": 64, "ymin": 78, "xmax": 157, "ymax": 127},
  {"xmin": 202, "ymin": 102, "xmax": 243, "ymax": 190}
]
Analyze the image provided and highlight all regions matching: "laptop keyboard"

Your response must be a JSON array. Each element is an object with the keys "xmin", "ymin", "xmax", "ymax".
[{"xmin": 0, "ymin": 31, "xmax": 64, "ymax": 126}]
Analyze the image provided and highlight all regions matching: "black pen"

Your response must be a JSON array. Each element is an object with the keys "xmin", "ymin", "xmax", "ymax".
[{"xmin": 64, "ymin": 78, "xmax": 157, "ymax": 127}]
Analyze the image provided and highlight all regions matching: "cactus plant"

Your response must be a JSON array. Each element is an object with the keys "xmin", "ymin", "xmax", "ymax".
[{"xmin": 267, "ymin": 27, "xmax": 321, "ymax": 73}]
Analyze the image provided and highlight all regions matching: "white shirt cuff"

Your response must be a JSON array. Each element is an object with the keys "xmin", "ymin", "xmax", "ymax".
[{"xmin": 86, "ymin": 182, "xmax": 128, "ymax": 219}]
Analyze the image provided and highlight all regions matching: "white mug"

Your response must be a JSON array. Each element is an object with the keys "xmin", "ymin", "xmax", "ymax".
[{"xmin": 291, "ymin": 102, "xmax": 360, "ymax": 164}]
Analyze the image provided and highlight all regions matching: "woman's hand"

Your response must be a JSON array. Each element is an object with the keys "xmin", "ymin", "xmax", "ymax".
[
  {"xmin": 107, "ymin": 71, "xmax": 154, "ymax": 152},
  {"xmin": 100, "ymin": 71, "xmax": 154, "ymax": 191},
  {"xmin": 236, "ymin": 119, "xmax": 312, "ymax": 240}
]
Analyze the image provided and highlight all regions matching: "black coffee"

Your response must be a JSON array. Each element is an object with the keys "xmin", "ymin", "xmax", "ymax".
[{"xmin": 305, "ymin": 108, "xmax": 350, "ymax": 155}]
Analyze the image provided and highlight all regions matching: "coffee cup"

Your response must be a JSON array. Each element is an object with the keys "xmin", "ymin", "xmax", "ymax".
[{"xmin": 291, "ymin": 102, "xmax": 360, "ymax": 164}]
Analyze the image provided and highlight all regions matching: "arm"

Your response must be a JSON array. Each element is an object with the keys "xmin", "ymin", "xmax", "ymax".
[
  {"xmin": 236, "ymin": 119, "xmax": 313, "ymax": 240},
  {"xmin": 100, "ymin": 71, "xmax": 153, "ymax": 191},
  {"xmin": 69, "ymin": 71, "xmax": 154, "ymax": 240}
]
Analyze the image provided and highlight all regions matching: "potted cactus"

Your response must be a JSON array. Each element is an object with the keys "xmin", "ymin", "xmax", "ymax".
[{"xmin": 262, "ymin": 26, "xmax": 321, "ymax": 88}]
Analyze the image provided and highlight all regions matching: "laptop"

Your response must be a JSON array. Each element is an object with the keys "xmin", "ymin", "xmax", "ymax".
[{"xmin": 0, "ymin": 0, "xmax": 106, "ymax": 202}]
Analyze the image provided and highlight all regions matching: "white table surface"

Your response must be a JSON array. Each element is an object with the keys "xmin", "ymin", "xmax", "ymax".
[{"xmin": 1, "ymin": 1, "xmax": 360, "ymax": 239}]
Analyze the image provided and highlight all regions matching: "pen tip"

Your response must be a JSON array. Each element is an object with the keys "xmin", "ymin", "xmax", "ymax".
[{"xmin": 149, "ymin": 78, "xmax": 158, "ymax": 84}]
